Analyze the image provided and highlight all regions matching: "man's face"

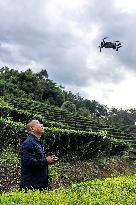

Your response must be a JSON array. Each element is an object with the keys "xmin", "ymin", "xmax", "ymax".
[{"xmin": 30, "ymin": 120, "xmax": 44, "ymax": 136}]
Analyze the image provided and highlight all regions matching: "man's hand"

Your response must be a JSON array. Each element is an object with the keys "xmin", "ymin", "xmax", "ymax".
[{"xmin": 46, "ymin": 155, "xmax": 59, "ymax": 165}]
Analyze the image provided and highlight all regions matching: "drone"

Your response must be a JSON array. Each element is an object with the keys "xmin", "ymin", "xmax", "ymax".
[{"xmin": 98, "ymin": 37, "xmax": 122, "ymax": 52}]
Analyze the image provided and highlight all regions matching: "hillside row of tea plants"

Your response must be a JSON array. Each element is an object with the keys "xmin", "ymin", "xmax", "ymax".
[
  {"xmin": 0, "ymin": 116, "xmax": 128, "ymax": 159},
  {"xmin": 1, "ymin": 96, "xmax": 136, "ymax": 161},
  {"xmin": 1, "ymin": 175, "xmax": 136, "ymax": 204}
]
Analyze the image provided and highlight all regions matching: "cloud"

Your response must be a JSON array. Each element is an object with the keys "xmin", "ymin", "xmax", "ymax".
[{"xmin": 0, "ymin": 0, "xmax": 136, "ymax": 108}]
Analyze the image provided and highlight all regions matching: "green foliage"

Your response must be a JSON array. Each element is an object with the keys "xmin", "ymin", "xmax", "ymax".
[
  {"xmin": 0, "ymin": 146, "xmax": 19, "ymax": 162},
  {"xmin": 0, "ymin": 175, "xmax": 136, "ymax": 204},
  {"xmin": 0, "ymin": 67, "xmax": 65, "ymax": 106},
  {"xmin": 0, "ymin": 147, "xmax": 20, "ymax": 192},
  {"xmin": 52, "ymin": 157, "xmax": 135, "ymax": 189},
  {"xmin": 0, "ymin": 117, "xmax": 129, "ymax": 161},
  {"xmin": 78, "ymin": 107, "xmax": 90, "ymax": 118},
  {"xmin": 0, "ymin": 67, "xmax": 111, "ymax": 120},
  {"xmin": 48, "ymin": 165, "xmax": 60, "ymax": 184},
  {"xmin": 0, "ymin": 96, "xmax": 110, "ymax": 132},
  {"xmin": 61, "ymin": 100, "xmax": 76, "ymax": 113},
  {"xmin": 0, "ymin": 153, "xmax": 135, "ymax": 192},
  {"xmin": 0, "ymin": 66, "xmax": 136, "ymax": 197},
  {"xmin": 1, "ymin": 66, "xmax": 136, "ymax": 131},
  {"xmin": 0, "ymin": 95, "xmax": 135, "ymax": 161}
]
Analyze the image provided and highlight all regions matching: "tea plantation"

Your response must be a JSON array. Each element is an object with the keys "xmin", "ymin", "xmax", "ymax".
[
  {"xmin": 1, "ymin": 175, "xmax": 136, "ymax": 204},
  {"xmin": 0, "ymin": 93, "xmax": 136, "ymax": 203}
]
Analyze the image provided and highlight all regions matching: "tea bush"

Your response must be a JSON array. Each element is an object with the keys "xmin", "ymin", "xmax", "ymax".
[
  {"xmin": 1, "ymin": 175, "xmax": 136, "ymax": 204},
  {"xmin": 0, "ymin": 117, "xmax": 129, "ymax": 159}
]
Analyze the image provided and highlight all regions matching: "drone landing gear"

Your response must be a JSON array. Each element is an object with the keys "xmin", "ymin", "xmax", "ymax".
[{"xmin": 116, "ymin": 45, "xmax": 122, "ymax": 51}]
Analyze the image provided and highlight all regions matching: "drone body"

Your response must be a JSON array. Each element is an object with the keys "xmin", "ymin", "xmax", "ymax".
[{"xmin": 99, "ymin": 37, "xmax": 122, "ymax": 52}]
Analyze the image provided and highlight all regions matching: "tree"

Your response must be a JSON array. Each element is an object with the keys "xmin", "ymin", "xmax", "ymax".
[
  {"xmin": 36, "ymin": 69, "xmax": 48, "ymax": 80},
  {"xmin": 78, "ymin": 107, "xmax": 90, "ymax": 118},
  {"xmin": 61, "ymin": 101, "xmax": 76, "ymax": 113}
]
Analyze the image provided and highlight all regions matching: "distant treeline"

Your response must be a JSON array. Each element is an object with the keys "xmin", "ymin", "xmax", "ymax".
[{"xmin": 1, "ymin": 66, "xmax": 136, "ymax": 130}]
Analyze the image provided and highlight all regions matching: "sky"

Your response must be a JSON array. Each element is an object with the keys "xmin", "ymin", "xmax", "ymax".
[{"xmin": 0, "ymin": 0, "xmax": 136, "ymax": 109}]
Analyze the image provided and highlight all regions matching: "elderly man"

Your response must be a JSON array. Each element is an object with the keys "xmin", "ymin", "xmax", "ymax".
[{"xmin": 20, "ymin": 119, "xmax": 58, "ymax": 191}]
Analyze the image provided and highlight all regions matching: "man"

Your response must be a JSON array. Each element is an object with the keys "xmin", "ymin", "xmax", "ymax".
[{"xmin": 20, "ymin": 119, "xmax": 58, "ymax": 191}]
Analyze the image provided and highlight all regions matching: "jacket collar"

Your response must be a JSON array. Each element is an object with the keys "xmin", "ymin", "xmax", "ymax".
[{"xmin": 28, "ymin": 133, "xmax": 42, "ymax": 143}]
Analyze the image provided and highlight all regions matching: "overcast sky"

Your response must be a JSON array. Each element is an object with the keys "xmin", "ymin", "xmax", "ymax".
[{"xmin": 0, "ymin": 0, "xmax": 136, "ymax": 109}]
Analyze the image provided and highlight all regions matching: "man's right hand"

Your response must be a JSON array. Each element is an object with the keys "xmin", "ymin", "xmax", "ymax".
[{"xmin": 46, "ymin": 155, "xmax": 58, "ymax": 165}]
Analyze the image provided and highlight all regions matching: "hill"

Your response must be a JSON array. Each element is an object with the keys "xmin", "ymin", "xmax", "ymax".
[
  {"xmin": 0, "ymin": 66, "xmax": 136, "ymax": 192},
  {"xmin": 0, "ymin": 66, "xmax": 136, "ymax": 161}
]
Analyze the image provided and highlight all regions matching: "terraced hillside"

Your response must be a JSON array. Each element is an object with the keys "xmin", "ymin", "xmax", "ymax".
[{"xmin": 1, "ymin": 97, "xmax": 136, "ymax": 162}]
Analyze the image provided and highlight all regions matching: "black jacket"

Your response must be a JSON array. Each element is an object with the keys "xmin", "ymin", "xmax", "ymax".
[{"xmin": 20, "ymin": 134, "xmax": 48, "ymax": 190}]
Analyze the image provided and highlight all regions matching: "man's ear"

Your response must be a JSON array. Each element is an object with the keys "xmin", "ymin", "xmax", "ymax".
[{"xmin": 30, "ymin": 126, "xmax": 34, "ymax": 132}]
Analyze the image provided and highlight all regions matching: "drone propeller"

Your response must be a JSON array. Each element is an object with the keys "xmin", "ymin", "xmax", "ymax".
[
  {"xmin": 98, "ymin": 46, "xmax": 102, "ymax": 52},
  {"xmin": 103, "ymin": 37, "xmax": 108, "ymax": 39},
  {"xmin": 114, "ymin": 41, "xmax": 120, "ymax": 42}
]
